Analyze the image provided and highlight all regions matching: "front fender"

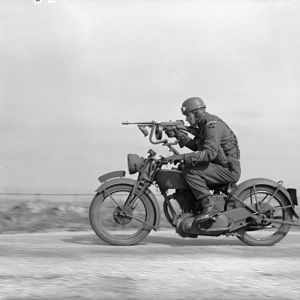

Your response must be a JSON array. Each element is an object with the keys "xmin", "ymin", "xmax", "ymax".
[
  {"xmin": 98, "ymin": 170, "xmax": 126, "ymax": 183},
  {"xmin": 233, "ymin": 178, "xmax": 298, "ymax": 218},
  {"xmin": 95, "ymin": 177, "xmax": 161, "ymax": 230}
]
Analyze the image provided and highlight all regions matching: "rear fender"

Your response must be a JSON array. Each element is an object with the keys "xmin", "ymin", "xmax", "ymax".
[
  {"xmin": 95, "ymin": 177, "xmax": 161, "ymax": 230},
  {"xmin": 233, "ymin": 178, "xmax": 298, "ymax": 219}
]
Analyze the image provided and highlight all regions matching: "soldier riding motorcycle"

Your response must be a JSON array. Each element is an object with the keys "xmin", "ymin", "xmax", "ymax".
[
  {"xmin": 89, "ymin": 99, "xmax": 299, "ymax": 246},
  {"xmin": 163, "ymin": 97, "xmax": 241, "ymax": 224}
]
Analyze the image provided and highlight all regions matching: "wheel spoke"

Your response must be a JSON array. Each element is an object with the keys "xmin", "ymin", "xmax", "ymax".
[
  {"xmin": 130, "ymin": 215, "xmax": 154, "ymax": 229},
  {"xmin": 250, "ymin": 193, "xmax": 253, "ymax": 205},
  {"xmin": 108, "ymin": 194, "xmax": 121, "ymax": 208},
  {"xmin": 272, "ymin": 205, "xmax": 291, "ymax": 211},
  {"xmin": 261, "ymin": 194, "xmax": 269, "ymax": 203}
]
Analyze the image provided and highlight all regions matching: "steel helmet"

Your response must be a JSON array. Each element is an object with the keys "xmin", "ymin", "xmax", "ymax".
[{"xmin": 181, "ymin": 97, "xmax": 206, "ymax": 115}]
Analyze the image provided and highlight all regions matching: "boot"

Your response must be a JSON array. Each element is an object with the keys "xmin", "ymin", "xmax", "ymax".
[{"xmin": 194, "ymin": 196, "xmax": 220, "ymax": 224}]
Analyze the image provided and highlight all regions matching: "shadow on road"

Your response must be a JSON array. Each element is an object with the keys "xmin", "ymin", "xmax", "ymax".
[
  {"xmin": 62, "ymin": 232, "xmax": 244, "ymax": 247},
  {"xmin": 145, "ymin": 235, "xmax": 244, "ymax": 246}
]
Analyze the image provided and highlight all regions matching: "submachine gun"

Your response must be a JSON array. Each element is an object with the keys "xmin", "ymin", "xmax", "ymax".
[{"xmin": 122, "ymin": 120, "xmax": 188, "ymax": 154}]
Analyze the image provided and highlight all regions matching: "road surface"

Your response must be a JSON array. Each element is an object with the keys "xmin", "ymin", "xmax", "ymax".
[{"xmin": 0, "ymin": 230, "xmax": 300, "ymax": 299}]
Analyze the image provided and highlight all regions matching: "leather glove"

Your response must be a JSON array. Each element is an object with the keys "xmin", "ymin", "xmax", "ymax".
[
  {"xmin": 165, "ymin": 128, "xmax": 190, "ymax": 147},
  {"xmin": 165, "ymin": 154, "xmax": 184, "ymax": 165},
  {"xmin": 164, "ymin": 154, "xmax": 184, "ymax": 165},
  {"xmin": 177, "ymin": 131, "xmax": 190, "ymax": 148},
  {"xmin": 165, "ymin": 129, "xmax": 177, "ymax": 138}
]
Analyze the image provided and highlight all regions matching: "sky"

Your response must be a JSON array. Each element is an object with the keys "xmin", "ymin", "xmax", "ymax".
[{"xmin": 1, "ymin": 0, "xmax": 300, "ymax": 194}]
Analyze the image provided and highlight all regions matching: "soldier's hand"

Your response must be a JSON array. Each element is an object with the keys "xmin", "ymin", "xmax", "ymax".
[
  {"xmin": 164, "ymin": 129, "xmax": 177, "ymax": 138},
  {"xmin": 177, "ymin": 131, "xmax": 190, "ymax": 147},
  {"xmin": 165, "ymin": 154, "xmax": 184, "ymax": 165}
]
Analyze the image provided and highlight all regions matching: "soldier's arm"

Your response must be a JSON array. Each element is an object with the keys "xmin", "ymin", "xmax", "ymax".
[
  {"xmin": 173, "ymin": 129, "xmax": 198, "ymax": 150},
  {"xmin": 183, "ymin": 122, "xmax": 223, "ymax": 164},
  {"xmin": 186, "ymin": 126, "xmax": 198, "ymax": 136},
  {"xmin": 183, "ymin": 140, "xmax": 198, "ymax": 151}
]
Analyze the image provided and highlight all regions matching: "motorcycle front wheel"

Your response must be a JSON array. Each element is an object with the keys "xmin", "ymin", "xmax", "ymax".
[
  {"xmin": 235, "ymin": 185, "xmax": 292, "ymax": 246},
  {"xmin": 89, "ymin": 184, "xmax": 156, "ymax": 246}
]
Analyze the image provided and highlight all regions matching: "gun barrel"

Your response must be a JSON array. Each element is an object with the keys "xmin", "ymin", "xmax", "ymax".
[{"xmin": 122, "ymin": 121, "xmax": 155, "ymax": 125}]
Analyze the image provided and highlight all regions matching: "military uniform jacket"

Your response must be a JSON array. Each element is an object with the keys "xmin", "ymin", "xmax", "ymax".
[{"xmin": 183, "ymin": 112, "xmax": 240, "ymax": 167}]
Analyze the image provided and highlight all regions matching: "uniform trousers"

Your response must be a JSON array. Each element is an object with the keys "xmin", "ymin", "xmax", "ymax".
[{"xmin": 182, "ymin": 161, "xmax": 241, "ymax": 201}]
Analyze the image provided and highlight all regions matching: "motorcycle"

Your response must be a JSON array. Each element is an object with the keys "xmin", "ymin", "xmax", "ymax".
[{"xmin": 89, "ymin": 121, "xmax": 299, "ymax": 246}]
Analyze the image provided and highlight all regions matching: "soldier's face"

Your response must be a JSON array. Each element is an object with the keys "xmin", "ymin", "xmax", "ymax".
[{"xmin": 185, "ymin": 112, "xmax": 196, "ymax": 126}]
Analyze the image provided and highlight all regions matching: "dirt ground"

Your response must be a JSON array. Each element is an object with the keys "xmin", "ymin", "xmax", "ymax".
[
  {"xmin": 0, "ymin": 198, "xmax": 300, "ymax": 299},
  {"xmin": 0, "ymin": 230, "xmax": 300, "ymax": 300}
]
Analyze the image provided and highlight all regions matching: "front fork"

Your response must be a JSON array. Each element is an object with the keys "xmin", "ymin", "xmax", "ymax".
[{"xmin": 122, "ymin": 179, "xmax": 150, "ymax": 212}]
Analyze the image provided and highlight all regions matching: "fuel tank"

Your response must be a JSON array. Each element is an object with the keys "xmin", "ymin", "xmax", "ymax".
[{"xmin": 156, "ymin": 169, "xmax": 189, "ymax": 190}]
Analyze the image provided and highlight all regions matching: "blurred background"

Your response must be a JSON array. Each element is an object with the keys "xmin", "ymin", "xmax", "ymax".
[{"xmin": 1, "ymin": 0, "xmax": 300, "ymax": 196}]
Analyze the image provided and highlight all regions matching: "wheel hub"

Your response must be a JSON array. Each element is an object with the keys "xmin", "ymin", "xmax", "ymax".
[
  {"xmin": 113, "ymin": 207, "xmax": 133, "ymax": 225},
  {"xmin": 249, "ymin": 202, "xmax": 274, "ymax": 227}
]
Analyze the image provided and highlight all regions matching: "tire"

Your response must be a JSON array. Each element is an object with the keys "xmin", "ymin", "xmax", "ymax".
[
  {"xmin": 235, "ymin": 185, "xmax": 292, "ymax": 246},
  {"xmin": 89, "ymin": 183, "xmax": 156, "ymax": 246}
]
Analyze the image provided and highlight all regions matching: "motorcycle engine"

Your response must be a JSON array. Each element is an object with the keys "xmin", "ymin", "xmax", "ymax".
[
  {"xmin": 176, "ymin": 213, "xmax": 195, "ymax": 238},
  {"xmin": 174, "ymin": 190, "xmax": 195, "ymax": 212},
  {"xmin": 176, "ymin": 212, "xmax": 230, "ymax": 237}
]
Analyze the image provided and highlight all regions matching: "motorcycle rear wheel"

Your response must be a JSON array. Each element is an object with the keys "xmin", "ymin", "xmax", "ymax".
[
  {"xmin": 89, "ymin": 184, "xmax": 155, "ymax": 246},
  {"xmin": 235, "ymin": 185, "xmax": 292, "ymax": 246}
]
